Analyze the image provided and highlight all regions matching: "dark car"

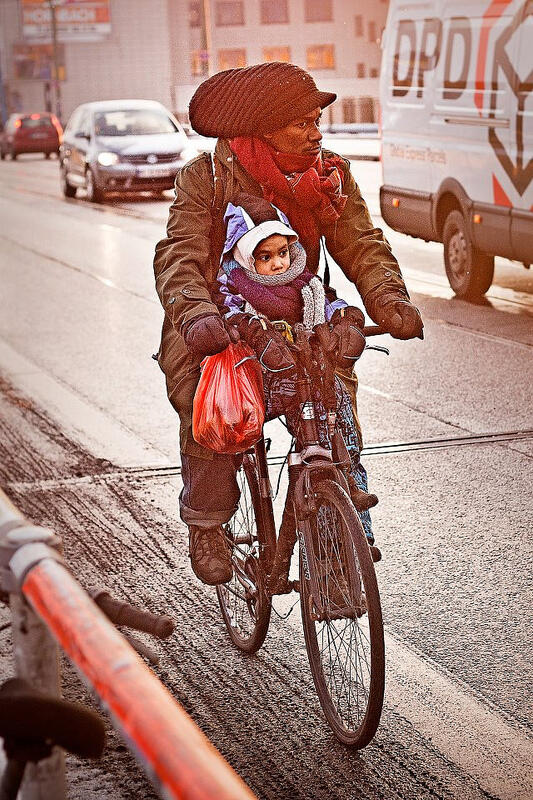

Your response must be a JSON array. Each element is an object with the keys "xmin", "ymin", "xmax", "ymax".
[
  {"xmin": 0, "ymin": 112, "xmax": 62, "ymax": 160},
  {"xmin": 59, "ymin": 99, "xmax": 199, "ymax": 202}
]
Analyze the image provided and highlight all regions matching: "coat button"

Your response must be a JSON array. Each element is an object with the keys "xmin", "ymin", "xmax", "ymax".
[
  {"xmin": 168, "ymin": 297, "xmax": 176, "ymax": 304},
  {"xmin": 384, "ymin": 271, "xmax": 391, "ymax": 277},
  {"xmin": 183, "ymin": 288, "xmax": 191, "ymax": 294}
]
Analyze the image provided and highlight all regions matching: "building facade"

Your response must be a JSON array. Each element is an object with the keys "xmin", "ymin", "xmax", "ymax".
[{"xmin": 0, "ymin": 0, "xmax": 389, "ymax": 125}]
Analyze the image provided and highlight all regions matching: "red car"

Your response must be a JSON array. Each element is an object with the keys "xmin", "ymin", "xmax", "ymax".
[{"xmin": 0, "ymin": 112, "xmax": 62, "ymax": 160}]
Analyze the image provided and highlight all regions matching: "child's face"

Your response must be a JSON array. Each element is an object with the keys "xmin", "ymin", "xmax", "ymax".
[{"xmin": 253, "ymin": 234, "xmax": 290, "ymax": 276}]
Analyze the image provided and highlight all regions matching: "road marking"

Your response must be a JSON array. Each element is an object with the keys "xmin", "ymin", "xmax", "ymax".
[
  {"xmin": 0, "ymin": 340, "xmax": 170, "ymax": 469},
  {"xmin": 276, "ymin": 593, "xmax": 533, "ymax": 800}
]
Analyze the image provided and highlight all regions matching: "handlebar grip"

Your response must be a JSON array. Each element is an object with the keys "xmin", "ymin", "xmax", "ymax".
[{"xmin": 91, "ymin": 589, "xmax": 175, "ymax": 639}]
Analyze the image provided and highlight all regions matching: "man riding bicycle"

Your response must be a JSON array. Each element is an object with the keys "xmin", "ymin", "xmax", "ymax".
[{"xmin": 153, "ymin": 62, "xmax": 423, "ymax": 586}]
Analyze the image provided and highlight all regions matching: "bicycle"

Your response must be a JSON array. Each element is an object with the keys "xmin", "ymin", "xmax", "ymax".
[{"xmin": 216, "ymin": 322, "xmax": 387, "ymax": 748}]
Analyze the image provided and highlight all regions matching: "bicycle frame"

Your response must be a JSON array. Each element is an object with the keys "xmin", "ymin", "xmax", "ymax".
[{"xmin": 249, "ymin": 323, "xmax": 372, "ymax": 614}]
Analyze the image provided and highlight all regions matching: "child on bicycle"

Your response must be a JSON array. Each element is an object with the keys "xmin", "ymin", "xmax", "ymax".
[{"xmin": 218, "ymin": 194, "xmax": 380, "ymax": 561}]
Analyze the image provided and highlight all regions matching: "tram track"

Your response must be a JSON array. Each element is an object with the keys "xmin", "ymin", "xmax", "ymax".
[{"xmin": 6, "ymin": 428, "xmax": 533, "ymax": 494}]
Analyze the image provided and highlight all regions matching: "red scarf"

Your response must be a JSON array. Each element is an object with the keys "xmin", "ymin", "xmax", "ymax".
[{"xmin": 229, "ymin": 137, "xmax": 347, "ymax": 271}]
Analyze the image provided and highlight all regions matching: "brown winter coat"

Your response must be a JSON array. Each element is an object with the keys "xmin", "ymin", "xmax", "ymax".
[{"xmin": 153, "ymin": 138, "xmax": 409, "ymax": 459}]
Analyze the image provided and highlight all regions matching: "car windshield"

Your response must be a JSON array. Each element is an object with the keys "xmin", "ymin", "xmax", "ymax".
[{"xmin": 93, "ymin": 109, "xmax": 178, "ymax": 136}]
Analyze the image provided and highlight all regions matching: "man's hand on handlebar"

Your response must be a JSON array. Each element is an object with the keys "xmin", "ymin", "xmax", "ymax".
[
  {"xmin": 182, "ymin": 313, "xmax": 231, "ymax": 358},
  {"xmin": 372, "ymin": 296, "xmax": 424, "ymax": 340},
  {"xmin": 229, "ymin": 313, "xmax": 297, "ymax": 373}
]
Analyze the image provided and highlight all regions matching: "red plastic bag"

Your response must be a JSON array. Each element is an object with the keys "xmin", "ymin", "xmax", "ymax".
[{"xmin": 192, "ymin": 342, "xmax": 265, "ymax": 454}]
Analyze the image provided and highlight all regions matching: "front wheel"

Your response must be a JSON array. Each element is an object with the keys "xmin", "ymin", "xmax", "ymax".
[
  {"xmin": 216, "ymin": 452, "xmax": 274, "ymax": 653},
  {"xmin": 60, "ymin": 163, "xmax": 77, "ymax": 198},
  {"xmin": 85, "ymin": 168, "xmax": 104, "ymax": 203},
  {"xmin": 443, "ymin": 210, "xmax": 494, "ymax": 299},
  {"xmin": 300, "ymin": 477, "xmax": 385, "ymax": 747}
]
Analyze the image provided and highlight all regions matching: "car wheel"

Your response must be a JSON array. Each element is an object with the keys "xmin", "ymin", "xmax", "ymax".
[
  {"xmin": 60, "ymin": 163, "xmax": 77, "ymax": 198},
  {"xmin": 45, "ymin": 152, "xmax": 51, "ymax": 159},
  {"xmin": 0, "ymin": 149, "xmax": 5, "ymax": 161},
  {"xmin": 10, "ymin": 146, "xmax": 17, "ymax": 160},
  {"xmin": 443, "ymin": 210, "xmax": 494, "ymax": 299},
  {"xmin": 85, "ymin": 168, "xmax": 104, "ymax": 203}
]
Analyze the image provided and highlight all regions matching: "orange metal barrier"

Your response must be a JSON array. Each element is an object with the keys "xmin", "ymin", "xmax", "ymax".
[{"xmin": 22, "ymin": 557, "xmax": 256, "ymax": 800}]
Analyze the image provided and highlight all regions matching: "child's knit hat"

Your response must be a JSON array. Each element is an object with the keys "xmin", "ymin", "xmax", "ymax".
[{"xmin": 223, "ymin": 194, "xmax": 298, "ymax": 273}]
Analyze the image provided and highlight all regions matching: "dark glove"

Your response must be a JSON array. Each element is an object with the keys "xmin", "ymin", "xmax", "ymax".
[
  {"xmin": 373, "ymin": 297, "xmax": 424, "ymax": 340},
  {"xmin": 182, "ymin": 313, "xmax": 231, "ymax": 358},
  {"xmin": 330, "ymin": 307, "xmax": 366, "ymax": 369},
  {"xmin": 230, "ymin": 314, "xmax": 296, "ymax": 373}
]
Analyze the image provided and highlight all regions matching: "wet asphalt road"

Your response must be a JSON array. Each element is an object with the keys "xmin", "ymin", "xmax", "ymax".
[{"xmin": 0, "ymin": 154, "xmax": 532, "ymax": 800}]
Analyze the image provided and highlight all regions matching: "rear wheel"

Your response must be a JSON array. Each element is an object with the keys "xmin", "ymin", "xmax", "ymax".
[
  {"xmin": 216, "ymin": 453, "xmax": 274, "ymax": 653},
  {"xmin": 443, "ymin": 210, "xmax": 494, "ymax": 299},
  {"xmin": 10, "ymin": 146, "xmax": 17, "ymax": 160},
  {"xmin": 85, "ymin": 168, "xmax": 104, "ymax": 203},
  {"xmin": 45, "ymin": 152, "xmax": 51, "ymax": 159},
  {"xmin": 300, "ymin": 477, "xmax": 385, "ymax": 747}
]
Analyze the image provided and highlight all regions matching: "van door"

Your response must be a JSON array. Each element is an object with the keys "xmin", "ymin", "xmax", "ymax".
[
  {"xmin": 432, "ymin": 1, "xmax": 520, "ymax": 259},
  {"xmin": 510, "ymin": 1, "xmax": 533, "ymax": 264}
]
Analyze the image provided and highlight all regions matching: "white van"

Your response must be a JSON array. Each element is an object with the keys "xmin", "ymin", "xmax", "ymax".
[{"xmin": 379, "ymin": 0, "xmax": 532, "ymax": 298}]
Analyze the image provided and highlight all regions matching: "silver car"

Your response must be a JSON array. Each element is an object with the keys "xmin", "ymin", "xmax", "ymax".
[{"xmin": 59, "ymin": 99, "xmax": 199, "ymax": 202}]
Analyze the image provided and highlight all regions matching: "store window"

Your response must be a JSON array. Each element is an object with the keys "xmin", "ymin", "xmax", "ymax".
[
  {"xmin": 305, "ymin": 0, "xmax": 332, "ymax": 23},
  {"xmin": 191, "ymin": 50, "xmax": 209, "ymax": 77},
  {"xmin": 307, "ymin": 44, "xmax": 335, "ymax": 69},
  {"xmin": 215, "ymin": 1, "xmax": 244, "ymax": 26},
  {"xmin": 342, "ymin": 98, "xmax": 356, "ymax": 123},
  {"xmin": 263, "ymin": 46, "xmax": 291, "ymax": 62},
  {"xmin": 357, "ymin": 62, "xmax": 366, "ymax": 78},
  {"xmin": 218, "ymin": 48, "xmax": 246, "ymax": 69},
  {"xmin": 368, "ymin": 20, "xmax": 377, "ymax": 42},
  {"xmin": 189, "ymin": 1, "xmax": 201, "ymax": 27},
  {"xmin": 370, "ymin": 67, "xmax": 379, "ymax": 78},
  {"xmin": 354, "ymin": 15, "xmax": 363, "ymax": 37},
  {"xmin": 261, "ymin": 0, "xmax": 289, "ymax": 24}
]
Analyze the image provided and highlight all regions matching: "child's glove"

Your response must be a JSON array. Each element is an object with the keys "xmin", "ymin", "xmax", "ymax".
[
  {"xmin": 372, "ymin": 295, "xmax": 424, "ymax": 340},
  {"xmin": 229, "ymin": 313, "xmax": 296, "ymax": 373},
  {"xmin": 182, "ymin": 313, "xmax": 231, "ymax": 358},
  {"xmin": 330, "ymin": 307, "xmax": 366, "ymax": 369}
]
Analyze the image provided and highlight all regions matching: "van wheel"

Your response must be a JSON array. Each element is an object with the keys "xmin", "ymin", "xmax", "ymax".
[{"xmin": 443, "ymin": 210, "xmax": 494, "ymax": 299}]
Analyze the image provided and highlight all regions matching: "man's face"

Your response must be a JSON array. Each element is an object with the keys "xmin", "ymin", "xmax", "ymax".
[{"xmin": 264, "ymin": 107, "xmax": 322, "ymax": 155}]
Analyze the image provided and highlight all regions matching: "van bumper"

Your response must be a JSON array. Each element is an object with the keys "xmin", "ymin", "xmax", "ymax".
[{"xmin": 380, "ymin": 186, "xmax": 437, "ymax": 241}]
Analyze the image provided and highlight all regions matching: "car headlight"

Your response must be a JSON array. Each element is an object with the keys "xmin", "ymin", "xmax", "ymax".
[{"xmin": 97, "ymin": 151, "xmax": 119, "ymax": 166}]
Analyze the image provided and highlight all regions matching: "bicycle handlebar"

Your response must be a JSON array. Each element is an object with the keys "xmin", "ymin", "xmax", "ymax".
[
  {"xmin": 91, "ymin": 589, "xmax": 176, "ymax": 639},
  {"xmin": 362, "ymin": 325, "xmax": 386, "ymax": 337},
  {"xmin": 0, "ymin": 678, "xmax": 105, "ymax": 760}
]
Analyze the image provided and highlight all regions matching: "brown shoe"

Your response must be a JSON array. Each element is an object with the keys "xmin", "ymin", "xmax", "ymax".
[
  {"xmin": 369, "ymin": 545, "xmax": 382, "ymax": 563},
  {"xmin": 347, "ymin": 474, "xmax": 378, "ymax": 511},
  {"xmin": 188, "ymin": 525, "xmax": 233, "ymax": 585}
]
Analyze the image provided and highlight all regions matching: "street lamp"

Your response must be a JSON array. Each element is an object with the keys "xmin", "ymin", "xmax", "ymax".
[{"xmin": 46, "ymin": 0, "xmax": 62, "ymax": 123}]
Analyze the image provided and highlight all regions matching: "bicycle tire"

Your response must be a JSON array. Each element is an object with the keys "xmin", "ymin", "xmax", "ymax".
[
  {"xmin": 299, "ymin": 477, "xmax": 385, "ymax": 747},
  {"xmin": 216, "ymin": 452, "xmax": 274, "ymax": 653}
]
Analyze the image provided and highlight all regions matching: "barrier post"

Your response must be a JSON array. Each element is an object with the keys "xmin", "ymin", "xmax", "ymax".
[{"xmin": 0, "ymin": 494, "xmax": 66, "ymax": 800}]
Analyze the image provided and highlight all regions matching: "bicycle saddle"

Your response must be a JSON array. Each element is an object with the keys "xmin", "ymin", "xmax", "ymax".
[{"xmin": 0, "ymin": 678, "xmax": 105, "ymax": 760}]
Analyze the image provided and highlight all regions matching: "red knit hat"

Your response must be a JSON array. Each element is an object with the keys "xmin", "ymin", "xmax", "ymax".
[{"xmin": 189, "ymin": 62, "xmax": 336, "ymax": 138}]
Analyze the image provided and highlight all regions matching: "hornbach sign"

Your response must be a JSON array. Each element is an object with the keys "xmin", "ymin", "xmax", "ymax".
[{"xmin": 21, "ymin": 0, "xmax": 111, "ymax": 43}]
